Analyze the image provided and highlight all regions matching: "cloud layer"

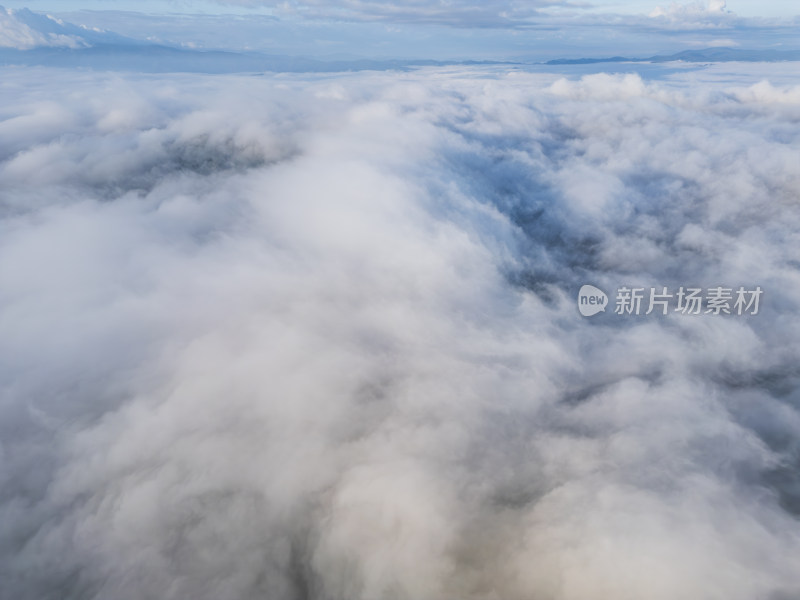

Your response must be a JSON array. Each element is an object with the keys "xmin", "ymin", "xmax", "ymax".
[
  {"xmin": 4, "ymin": 3, "xmax": 798, "ymax": 64},
  {"xmin": 218, "ymin": 0, "xmax": 565, "ymax": 27},
  {"xmin": 1, "ymin": 64, "xmax": 800, "ymax": 600}
]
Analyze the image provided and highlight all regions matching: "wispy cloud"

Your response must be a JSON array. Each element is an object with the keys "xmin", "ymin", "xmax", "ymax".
[
  {"xmin": 650, "ymin": 0, "xmax": 730, "ymax": 18},
  {"xmin": 217, "ymin": 0, "xmax": 569, "ymax": 27}
]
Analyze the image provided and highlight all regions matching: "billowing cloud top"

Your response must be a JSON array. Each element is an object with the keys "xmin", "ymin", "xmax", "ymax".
[{"xmin": 1, "ymin": 61, "xmax": 800, "ymax": 599}]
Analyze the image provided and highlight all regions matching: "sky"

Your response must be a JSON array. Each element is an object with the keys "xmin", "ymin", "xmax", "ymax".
[
  {"xmin": 3, "ymin": 0, "xmax": 800, "ymax": 60},
  {"xmin": 1, "ymin": 0, "xmax": 798, "ymax": 17}
]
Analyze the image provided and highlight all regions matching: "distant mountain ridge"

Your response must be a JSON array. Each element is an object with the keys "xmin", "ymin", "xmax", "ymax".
[{"xmin": 547, "ymin": 47, "xmax": 800, "ymax": 65}]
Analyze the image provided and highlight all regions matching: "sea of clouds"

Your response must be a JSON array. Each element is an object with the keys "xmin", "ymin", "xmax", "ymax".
[{"xmin": 1, "ymin": 64, "xmax": 800, "ymax": 600}]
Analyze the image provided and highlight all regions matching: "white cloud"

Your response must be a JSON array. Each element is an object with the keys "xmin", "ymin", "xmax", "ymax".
[
  {"xmin": 0, "ymin": 6, "xmax": 86, "ymax": 48},
  {"xmin": 650, "ymin": 0, "xmax": 730, "ymax": 19},
  {"xmin": 1, "ymin": 64, "xmax": 800, "ymax": 599},
  {"xmin": 684, "ymin": 37, "xmax": 739, "ymax": 46}
]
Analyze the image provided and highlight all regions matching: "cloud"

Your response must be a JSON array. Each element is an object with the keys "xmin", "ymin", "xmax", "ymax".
[
  {"xmin": 0, "ymin": 5, "xmax": 86, "ymax": 48},
  {"xmin": 1, "ymin": 63, "xmax": 800, "ymax": 600},
  {"xmin": 651, "ymin": 0, "xmax": 729, "ymax": 17},
  {"xmin": 684, "ymin": 37, "xmax": 739, "ymax": 46},
  {"xmin": 215, "ymin": 0, "xmax": 568, "ymax": 28},
  {"xmin": 648, "ymin": 0, "xmax": 736, "ymax": 26}
]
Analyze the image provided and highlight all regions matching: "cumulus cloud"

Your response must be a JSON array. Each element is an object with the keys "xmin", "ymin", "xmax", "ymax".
[
  {"xmin": 0, "ymin": 5, "xmax": 86, "ymax": 49},
  {"xmin": 1, "ymin": 63, "xmax": 800, "ymax": 600}
]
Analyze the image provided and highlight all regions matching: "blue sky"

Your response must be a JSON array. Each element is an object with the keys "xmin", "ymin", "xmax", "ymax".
[
  {"xmin": 0, "ymin": 0, "xmax": 797, "ymax": 18},
  {"xmin": 2, "ymin": 1, "xmax": 799, "ymax": 59}
]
